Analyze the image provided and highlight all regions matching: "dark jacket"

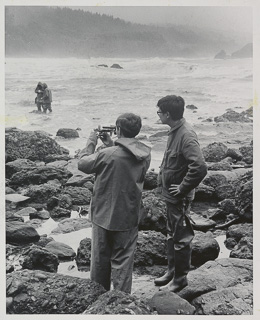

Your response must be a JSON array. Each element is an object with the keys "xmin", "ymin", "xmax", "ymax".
[
  {"xmin": 78, "ymin": 138, "xmax": 151, "ymax": 231},
  {"xmin": 158, "ymin": 118, "xmax": 207, "ymax": 203}
]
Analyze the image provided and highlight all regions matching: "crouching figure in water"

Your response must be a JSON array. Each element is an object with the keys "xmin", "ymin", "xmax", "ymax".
[
  {"xmin": 78, "ymin": 113, "xmax": 151, "ymax": 293},
  {"xmin": 155, "ymin": 95, "xmax": 207, "ymax": 292}
]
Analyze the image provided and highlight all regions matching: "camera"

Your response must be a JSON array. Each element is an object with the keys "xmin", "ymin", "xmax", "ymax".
[{"xmin": 95, "ymin": 125, "xmax": 116, "ymax": 136}]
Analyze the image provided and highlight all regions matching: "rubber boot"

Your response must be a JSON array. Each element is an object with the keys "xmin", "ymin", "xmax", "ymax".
[
  {"xmin": 160, "ymin": 243, "xmax": 192, "ymax": 292},
  {"xmin": 154, "ymin": 238, "xmax": 175, "ymax": 286}
]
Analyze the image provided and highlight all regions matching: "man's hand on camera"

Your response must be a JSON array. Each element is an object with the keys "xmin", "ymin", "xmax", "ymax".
[
  {"xmin": 168, "ymin": 184, "xmax": 183, "ymax": 197},
  {"xmin": 99, "ymin": 132, "xmax": 114, "ymax": 147}
]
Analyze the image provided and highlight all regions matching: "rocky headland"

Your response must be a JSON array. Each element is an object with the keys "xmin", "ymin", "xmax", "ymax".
[{"xmin": 5, "ymin": 106, "xmax": 253, "ymax": 315}]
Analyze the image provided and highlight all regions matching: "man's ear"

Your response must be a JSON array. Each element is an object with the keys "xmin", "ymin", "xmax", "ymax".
[{"xmin": 166, "ymin": 112, "xmax": 170, "ymax": 119}]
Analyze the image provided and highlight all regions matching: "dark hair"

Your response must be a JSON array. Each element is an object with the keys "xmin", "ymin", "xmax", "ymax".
[
  {"xmin": 157, "ymin": 95, "xmax": 185, "ymax": 120},
  {"xmin": 116, "ymin": 113, "xmax": 142, "ymax": 138}
]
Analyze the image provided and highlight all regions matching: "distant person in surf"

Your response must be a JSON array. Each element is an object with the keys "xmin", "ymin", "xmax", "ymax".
[
  {"xmin": 34, "ymin": 82, "xmax": 44, "ymax": 112},
  {"xmin": 154, "ymin": 95, "xmax": 207, "ymax": 293},
  {"xmin": 78, "ymin": 113, "xmax": 151, "ymax": 293},
  {"xmin": 41, "ymin": 83, "xmax": 53, "ymax": 113}
]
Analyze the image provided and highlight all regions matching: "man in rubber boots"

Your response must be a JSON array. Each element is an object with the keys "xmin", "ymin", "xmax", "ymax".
[
  {"xmin": 78, "ymin": 113, "xmax": 151, "ymax": 293},
  {"xmin": 154, "ymin": 95, "xmax": 207, "ymax": 292}
]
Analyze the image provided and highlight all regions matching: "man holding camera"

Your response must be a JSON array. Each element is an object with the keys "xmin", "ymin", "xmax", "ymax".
[
  {"xmin": 78, "ymin": 113, "xmax": 151, "ymax": 293},
  {"xmin": 155, "ymin": 95, "xmax": 207, "ymax": 292}
]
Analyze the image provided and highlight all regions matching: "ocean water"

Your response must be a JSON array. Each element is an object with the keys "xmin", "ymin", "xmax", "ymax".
[{"xmin": 5, "ymin": 57, "xmax": 253, "ymax": 160}]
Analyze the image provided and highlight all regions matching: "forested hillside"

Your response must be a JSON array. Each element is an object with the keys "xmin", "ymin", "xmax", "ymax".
[{"xmin": 5, "ymin": 6, "xmax": 249, "ymax": 58}]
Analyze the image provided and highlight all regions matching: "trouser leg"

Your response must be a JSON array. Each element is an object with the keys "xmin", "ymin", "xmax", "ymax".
[
  {"xmin": 111, "ymin": 226, "xmax": 138, "ymax": 294},
  {"xmin": 90, "ymin": 223, "xmax": 112, "ymax": 291},
  {"xmin": 160, "ymin": 200, "xmax": 194, "ymax": 292},
  {"xmin": 37, "ymin": 102, "xmax": 42, "ymax": 111}
]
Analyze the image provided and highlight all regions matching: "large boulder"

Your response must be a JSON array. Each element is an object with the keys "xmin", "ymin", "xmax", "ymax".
[
  {"xmin": 21, "ymin": 245, "xmax": 59, "ymax": 272},
  {"xmin": 178, "ymin": 258, "xmax": 253, "ymax": 302},
  {"xmin": 225, "ymin": 223, "xmax": 253, "ymax": 249},
  {"xmin": 6, "ymin": 269, "xmax": 106, "ymax": 314},
  {"xmin": 194, "ymin": 183, "xmax": 215, "ymax": 200},
  {"xmin": 5, "ymin": 128, "xmax": 69, "ymax": 162},
  {"xmin": 45, "ymin": 241, "xmax": 76, "ymax": 261},
  {"xmin": 139, "ymin": 191, "xmax": 167, "ymax": 234},
  {"xmin": 202, "ymin": 142, "xmax": 228, "ymax": 162},
  {"xmin": 29, "ymin": 209, "xmax": 50, "ymax": 220},
  {"xmin": 144, "ymin": 170, "xmax": 158, "ymax": 190},
  {"xmin": 51, "ymin": 218, "xmax": 91, "ymax": 234},
  {"xmin": 83, "ymin": 290, "xmax": 155, "ymax": 315},
  {"xmin": 134, "ymin": 230, "xmax": 167, "ymax": 266},
  {"xmin": 191, "ymin": 231, "xmax": 220, "ymax": 267},
  {"xmin": 229, "ymin": 236, "xmax": 253, "ymax": 259},
  {"xmin": 150, "ymin": 291, "xmax": 195, "ymax": 315},
  {"xmin": 6, "ymin": 221, "xmax": 40, "ymax": 245},
  {"xmin": 9, "ymin": 166, "xmax": 72, "ymax": 187},
  {"xmin": 214, "ymin": 109, "xmax": 252, "ymax": 123},
  {"xmin": 5, "ymin": 159, "xmax": 37, "ymax": 179},
  {"xmin": 62, "ymin": 186, "xmax": 92, "ymax": 205},
  {"xmin": 56, "ymin": 128, "xmax": 79, "ymax": 139},
  {"xmin": 235, "ymin": 178, "xmax": 253, "ymax": 221},
  {"xmin": 75, "ymin": 237, "xmax": 91, "ymax": 270}
]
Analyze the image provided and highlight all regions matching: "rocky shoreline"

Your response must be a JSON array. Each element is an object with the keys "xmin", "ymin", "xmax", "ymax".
[{"xmin": 5, "ymin": 107, "xmax": 253, "ymax": 315}]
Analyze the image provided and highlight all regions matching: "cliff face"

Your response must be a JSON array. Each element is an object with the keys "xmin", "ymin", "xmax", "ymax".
[
  {"xmin": 231, "ymin": 43, "xmax": 253, "ymax": 58},
  {"xmin": 5, "ymin": 6, "xmax": 249, "ymax": 58}
]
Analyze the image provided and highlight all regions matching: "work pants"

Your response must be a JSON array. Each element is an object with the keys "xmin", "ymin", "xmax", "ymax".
[
  {"xmin": 166, "ymin": 200, "xmax": 194, "ymax": 278},
  {"xmin": 90, "ymin": 223, "xmax": 138, "ymax": 294},
  {"xmin": 42, "ymin": 103, "xmax": 52, "ymax": 113}
]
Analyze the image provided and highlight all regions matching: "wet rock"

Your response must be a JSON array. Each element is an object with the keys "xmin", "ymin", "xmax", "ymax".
[
  {"xmin": 65, "ymin": 172, "xmax": 95, "ymax": 187},
  {"xmin": 5, "ymin": 128, "xmax": 69, "ymax": 162},
  {"xmin": 6, "ymin": 269, "xmax": 106, "ymax": 314},
  {"xmin": 202, "ymin": 142, "xmax": 228, "ymax": 162},
  {"xmin": 6, "ymin": 159, "xmax": 37, "ymax": 179},
  {"xmin": 178, "ymin": 258, "xmax": 253, "ymax": 302},
  {"xmin": 203, "ymin": 208, "xmax": 227, "ymax": 222},
  {"xmin": 150, "ymin": 291, "xmax": 195, "ymax": 315},
  {"xmin": 6, "ymin": 186, "xmax": 16, "ymax": 194},
  {"xmin": 214, "ymin": 109, "xmax": 252, "ymax": 123},
  {"xmin": 218, "ymin": 199, "xmax": 238, "ymax": 215},
  {"xmin": 110, "ymin": 63, "xmax": 123, "ymax": 69},
  {"xmin": 19, "ymin": 182, "xmax": 62, "ymax": 204},
  {"xmin": 29, "ymin": 209, "xmax": 50, "ymax": 220},
  {"xmin": 192, "ymin": 283, "xmax": 253, "ymax": 315},
  {"xmin": 144, "ymin": 170, "xmax": 158, "ymax": 190},
  {"xmin": 83, "ymin": 290, "xmax": 155, "ymax": 314},
  {"xmin": 75, "ymin": 237, "xmax": 91, "ymax": 269},
  {"xmin": 207, "ymin": 161, "xmax": 233, "ymax": 171},
  {"xmin": 15, "ymin": 206, "xmax": 37, "ymax": 217},
  {"xmin": 226, "ymin": 148, "xmax": 243, "ymax": 161},
  {"xmin": 191, "ymin": 231, "xmax": 220, "ymax": 267},
  {"xmin": 82, "ymin": 180, "xmax": 94, "ymax": 192},
  {"xmin": 45, "ymin": 241, "xmax": 76, "ymax": 261},
  {"xmin": 98, "ymin": 64, "xmax": 108, "ymax": 67},
  {"xmin": 51, "ymin": 218, "xmax": 91, "ymax": 234},
  {"xmin": 49, "ymin": 207, "xmax": 71, "ymax": 219},
  {"xmin": 215, "ymin": 183, "xmax": 236, "ymax": 200},
  {"xmin": 239, "ymin": 144, "xmax": 253, "ymax": 165},
  {"xmin": 21, "ymin": 245, "xmax": 59, "ymax": 272},
  {"xmin": 226, "ymin": 223, "xmax": 253, "ymax": 245},
  {"xmin": 235, "ymin": 178, "xmax": 252, "ymax": 222},
  {"xmin": 56, "ymin": 128, "xmax": 79, "ymax": 139},
  {"xmin": 139, "ymin": 191, "xmax": 167, "ymax": 234},
  {"xmin": 134, "ymin": 230, "xmax": 167, "ymax": 266},
  {"xmin": 26, "ymin": 218, "xmax": 43, "ymax": 229},
  {"xmin": 62, "ymin": 186, "xmax": 92, "ymax": 205},
  {"xmin": 194, "ymin": 183, "xmax": 215, "ymax": 200},
  {"xmin": 9, "ymin": 166, "xmax": 72, "ymax": 187},
  {"xmin": 203, "ymin": 172, "xmax": 228, "ymax": 188},
  {"xmin": 230, "ymin": 236, "xmax": 253, "ymax": 259},
  {"xmin": 6, "ymin": 221, "xmax": 40, "ymax": 245},
  {"xmin": 186, "ymin": 104, "xmax": 198, "ymax": 110},
  {"xmin": 190, "ymin": 212, "xmax": 216, "ymax": 231},
  {"xmin": 6, "ymin": 212, "xmax": 24, "ymax": 222}
]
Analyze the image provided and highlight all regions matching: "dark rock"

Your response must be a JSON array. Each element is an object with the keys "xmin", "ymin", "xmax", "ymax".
[
  {"xmin": 9, "ymin": 166, "xmax": 72, "ymax": 187},
  {"xmin": 46, "ymin": 160, "xmax": 68, "ymax": 169},
  {"xmin": 150, "ymin": 291, "xmax": 195, "ymax": 315},
  {"xmin": 178, "ymin": 258, "xmax": 253, "ymax": 302},
  {"xmin": 110, "ymin": 64, "xmax": 123, "ymax": 69},
  {"xmin": 82, "ymin": 181, "xmax": 94, "ymax": 191},
  {"xmin": 98, "ymin": 64, "xmax": 108, "ymax": 67},
  {"xmin": 5, "ymin": 128, "xmax": 69, "ymax": 162},
  {"xmin": 21, "ymin": 245, "xmax": 59, "ymax": 272},
  {"xmin": 58, "ymin": 194, "xmax": 73, "ymax": 209},
  {"xmin": 207, "ymin": 161, "xmax": 233, "ymax": 171},
  {"xmin": 66, "ymin": 173, "xmax": 95, "ymax": 187},
  {"xmin": 215, "ymin": 183, "xmax": 236, "ymax": 200},
  {"xmin": 214, "ymin": 109, "xmax": 252, "ymax": 123},
  {"xmin": 56, "ymin": 128, "xmax": 79, "ymax": 139},
  {"xmin": 230, "ymin": 236, "xmax": 253, "ymax": 259},
  {"xmin": 231, "ymin": 43, "xmax": 253, "ymax": 58},
  {"xmin": 84, "ymin": 290, "xmax": 155, "ymax": 314},
  {"xmin": 29, "ymin": 209, "xmax": 50, "ymax": 220},
  {"xmin": 139, "ymin": 191, "xmax": 167, "ymax": 234},
  {"xmin": 75, "ymin": 237, "xmax": 92, "ymax": 269},
  {"xmin": 192, "ymin": 283, "xmax": 253, "ymax": 315},
  {"xmin": 203, "ymin": 173, "xmax": 227, "ymax": 188},
  {"xmin": 6, "ymin": 212, "xmax": 24, "ymax": 222},
  {"xmin": 6, "ymin": 221, "xmax": 40, "ymax": 245},
  {"xmin": 6, "ymin": 269, "xmax": 106, "ymax": 314},
  {"xmin": 214, "ymin": 50, "xmax": 227, "ymax": 59},
  {"xmin": 240, "ymin": 106, "xmax": 253, "ymax": 118},
  {"xmin": 19, "ymin": 182, "xmax": 62, "ymax": 204},
  {"xmin": 134, "ymin": 230, "xmax": 167, "ymax": 266},
  {"xmin": 45, "ymin": 241, "xmax": 76, "ymax": 261},
  {"xmin": 144, "ymin": 170, "xmax": 158, "ymax": 190},
  {"xmin": 37, "ymin": 235, "xmax": 55, "ymax": 247},
  {"xmin": 51, "ymin": 218, "xmax": 91, "ymax": 234},
  {"xmin": 235, "ymin": 178, "xmax": 252, "ymax": 222},
  {"xmin": 44, "ymin": 154, "xmax": 72, "ymax": 163},
  {"xmin": 191, "ymin": 231, "xmax": 220, "ymax": 267},
  {"xmin": 190, "ymin": 212, "xmax": 216, "ymax": 231},
  {"xmin": 218, "ymin": 199, "xmax": 238, "ymax": 214},
  {"xmin": 203, "ymin": 208, "xmax": 227, "ymax": 222},
  {"xmin": 194, "ymin": 183, "xmax": 215, "ymax": 200},
  {"xmin": 186, "ymin": 104, "xmax": 198, "ymax": 110},
  {"xmin": 239, "ymin": 144, "xmax": 253, "ymax": 165},
  {"xmin": 226, "ymin": 223, "xmax": 253, "ymax": 244},
  {"xmin": 49, "ymin": 207, "xmax": 71, "ymax": 219},
  {"xmin": 226, "ymin": 148, "xmax": 243, "ymax": 161},
  {"xmin": 26, "ymin": 218, "xmax": 43, "ymax": 229},
  {"xmin": 202, "ymin": 142, "xmax": 228, "ymax": 162},
  {"xmin": 6, "ymin": 159, "xmax": 37, "ymax": 179},
  {"xmin": 62, "ymin": 186, "xmax": 92, "ymax": 205}
]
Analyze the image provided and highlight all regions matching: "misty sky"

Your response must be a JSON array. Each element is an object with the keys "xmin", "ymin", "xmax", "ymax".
[{"xmin": 73, "ymin": 6, "xmax": 252, "ymax": 37}]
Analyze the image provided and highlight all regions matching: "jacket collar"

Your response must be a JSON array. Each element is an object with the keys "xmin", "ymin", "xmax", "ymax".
[{"xmin": 168, "ymin": 118, "xmax": 186, "ymax": 135}]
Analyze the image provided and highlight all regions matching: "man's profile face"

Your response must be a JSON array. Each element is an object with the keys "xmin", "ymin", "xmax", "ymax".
[{"xmin": 157, "ymin": 108, "xmax": 168, "ymax": 124}]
